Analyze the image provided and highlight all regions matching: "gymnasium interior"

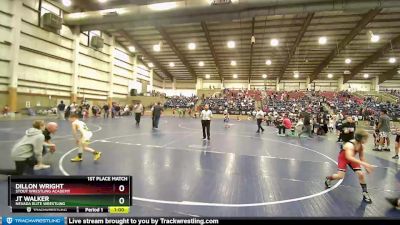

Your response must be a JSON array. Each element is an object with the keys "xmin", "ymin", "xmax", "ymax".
[{"xmin": 1, "ymin": 0, "xmax": 400, "ymax": 218}]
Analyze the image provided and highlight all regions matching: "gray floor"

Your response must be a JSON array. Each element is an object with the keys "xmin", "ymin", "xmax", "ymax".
[{"xmin": 0, "ymin": 116, "xmax": 399, "ymax": 217}]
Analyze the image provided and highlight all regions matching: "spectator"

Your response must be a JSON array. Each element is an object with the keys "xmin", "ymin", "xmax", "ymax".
[
  {"xmin": 299, "ymin": 111, "xmax": 313, "ymax": 138},
  {"xmin": 2, "ymin": 105, "xmax": 10, "ymax": 117},
  {"xmin": 133, "ymin": 102, "xmax": 144, "ymax": 126},
  {"xmin": 0, "ymin": 120, "xmax": 46, "ymax": 175},
  {"xmin": 377, "ymin": 109, "xmax": 391, "ymax": 151},
  {"xmin": 103, "ymin": 103, "xmax": 110, "ymax": 118},
  {"xmin": 152, "ymin": 102, "xmax": 164, "ymax": 129},
  {"xmin": 70, "ymin": 102, "xmax": 77, "ymax": 115},
  {"xmin": 255, "ymin": 108, "xmax": 265, "ymax": 133}
]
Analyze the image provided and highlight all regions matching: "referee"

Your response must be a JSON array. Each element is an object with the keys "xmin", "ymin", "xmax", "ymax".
[{"xmin": 201, "ymin": 104, "xmax": 212, "ymax": 141}]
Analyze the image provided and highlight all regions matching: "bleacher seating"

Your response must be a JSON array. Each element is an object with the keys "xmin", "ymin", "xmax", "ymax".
[{"xmin": 164, "ymin": 96, "xmax": 198, "ymax": 108}]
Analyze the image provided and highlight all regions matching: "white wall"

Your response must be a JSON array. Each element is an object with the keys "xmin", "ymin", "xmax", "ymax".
[
  {"xmin": 164, "ymin": 89, "xmax": 196, "ymax": 97},
  {"xmin": 0, "ymin": 0, "xmax": 13, "ymax": 93},
  {"xmin": 223, "ymin": 80, "xmax": 249, "ymax": 89},
  {"xmin": 279, "ymin": 80, "xmax": 307, "ymax": 91},
  {"xmin": 344, "ymin": 81, "xmax": 371, "ymax": 92},
  {"xmin": 311, "ymin": 80, "xmax": 338, "ymax": 91},
  {"xmin": 202, "ymin": 80, "xmax": 222, "ymax": 89},
  {"xmin": 380, "ymin": 80, "xmax": 400, "ymax": 90},
  {"xmin": 0, "ymin": 0, "xmax": 160, "ymax": 104}
]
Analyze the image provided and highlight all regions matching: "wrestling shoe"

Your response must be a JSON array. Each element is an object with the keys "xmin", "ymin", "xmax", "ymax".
[
  {"xmin": 362, "ymin": 192, "xmax": 372, "ymax": 204},
  {"xmin": 324, "ymin": 177, "xmax": 331, "ymax": 188},
  {"xmin": 71, "ymin": 156, "xmax": 83, "ymax": 162},
  {"xmin": 94, "ymin": 152, "xmax": 102, "ymax": 161},
  {"xmin": 34, "ymin": 164, "xmax": 51, "ymax": 170}
]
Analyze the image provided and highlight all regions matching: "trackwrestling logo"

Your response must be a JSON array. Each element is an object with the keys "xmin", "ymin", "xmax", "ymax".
[{"xmin": 2, "ymin": 216, "xmax": 64, "ymax": 225}]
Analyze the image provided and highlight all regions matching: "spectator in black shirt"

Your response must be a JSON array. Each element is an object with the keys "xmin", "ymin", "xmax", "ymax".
[
  {"xmin": 103, "ymin": 104, "xmax": 110, "ymax": 118},
  {"xmin": 152, "ymin": 102, "xmax": 164, "ymax": 129},
  {"xmin": 57, "ymin": 101, "xmax": 66, "ymax": 120},
  {"xmin": 340, "ymin": 116, "xmax": 356, "ymax": 143}
]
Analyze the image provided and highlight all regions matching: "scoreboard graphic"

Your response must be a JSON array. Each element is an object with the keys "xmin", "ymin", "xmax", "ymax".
[{"xmin": 8, "ymin": 176, "xmax": 132, "ymax": 214}]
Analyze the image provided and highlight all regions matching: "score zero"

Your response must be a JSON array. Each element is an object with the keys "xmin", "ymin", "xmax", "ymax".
[{"xmin": 87, "ymin": 176, "xmax": 128, "ymax": 181}]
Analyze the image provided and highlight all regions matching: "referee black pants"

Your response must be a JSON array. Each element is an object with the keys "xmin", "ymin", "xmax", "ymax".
[
  {"xmin": 257, "ymin": 119, "xmax": 264, "ymax": 132},
  {"xmin": 135, "ymin": 113, "xmax": 141, "ymax": 125},
  {"xmin": 201, "ymin": 120, "xmax": 211, "ymax": 139}
]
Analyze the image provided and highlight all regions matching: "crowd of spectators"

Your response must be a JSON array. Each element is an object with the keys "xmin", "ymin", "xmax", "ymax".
[
  {"xmin": 382, "ymin": 89, "xmax": 400, "ymax": 101},
  {"xmin": 201, "ymin": 89, "xmax": 257, "ymax": 114},
  {"xmin": 164, "ymin": 95, "xmax": 198, "ymax": 109}
]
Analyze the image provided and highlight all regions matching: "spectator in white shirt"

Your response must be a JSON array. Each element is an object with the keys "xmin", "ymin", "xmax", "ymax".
[
  {"xmin": 255, "ymin": 108, "xmax": 265, "ymax": 133},
  {"xmin": 200, "ymin": 104, "xmax": 212, "ymax": 141}
]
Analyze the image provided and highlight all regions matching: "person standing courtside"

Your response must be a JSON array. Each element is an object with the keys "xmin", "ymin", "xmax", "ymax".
[
  {"xmin": 103, "ymin": 103, "xmax": 110, "ymax": 119},
  {"xmin": 340, "ymin": 116, "xmax": 356, "ymax": 144},
  {"xmin": 152, "ymin": 102, "xmax": 163, "ymax": 129},
  {"xmin": 298, "ymin": 110, "xmax": 313, "ymax": 138},
  {"xmin": 57, "ymin": 101, "xmax": 66, "ymax": 120},
  {"xmin": 377, "ymin": 109, "xmax": 391, "ymax": 151},
  {"xmin": 255, "ymin": 108, "xmax": 264, "ymax": 133},
  {"xmin": 133, "ymin": 101, "xmax": 144, "ymax": 126},
  {"xmin": 201, "ymin": 104, "xmax": 212, "ymax": 140}
]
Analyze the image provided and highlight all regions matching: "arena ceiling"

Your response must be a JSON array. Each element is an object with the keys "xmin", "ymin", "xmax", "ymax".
[{"xmin": 56, "ymin": 0, "xmax": 400, "ymax": 83}]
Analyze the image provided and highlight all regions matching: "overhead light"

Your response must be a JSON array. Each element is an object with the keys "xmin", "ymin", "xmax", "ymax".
[
  {"xmin": 188, "ymin": 43, "xmax": 196, "ymax": 50},
  {"xmin": 230, "ymin": 60, "xmax": 237, "ymax": 66},
  {"xmin": 128, "ymin": 46, "xmax": 136, "ymax": 52},
  {"xmin": 327, "ymin": 73, "xmax": 333, "ymax": 78},
  {"xmin": 363, "ymin": 73, "xmax": 369, "ymax": 78},
  {"xmin": 98, "ymin": 0, "xmax": 108, "ymax": 3},
  {"xmin": 262, "ymin": 74, "xmax": 267, "ymax": 79},
  {"xmin": 389, "ymin": 57, "xmax": 397, "ymax": 64},
  {"xmin": 265, "ymin": 60, "xmax": 272, "ymax": 65},
  {"xmin": 148, "ymin": 63, "xmax": 154, "ymax": 68},
  {"xmin": 233, "ymin": 74, "xmax": 238, "ymax": 79},
  {"xmin": 227, "ymin": 41, "xmax": 235, "ymax": 49},
  {"xmin": 153, "ymin": 44, "xmax": 161, "ymax": 52},
  {"xmin": 148, "ymin": 2, "xmax": 177, "ymax": 11},
  {"xmin": 293, "ymin": 71, "xmax": 299, "ymax": 78},
  {"xmin": 369, "ymin": 31, "xmax": 380, "ymax": 43},
  {"xmin": 62, "ymin": 0, "xmax": 72, "ymax": 7},
  {"xmin": 319, "ymin": 36, "xmax": 327, "ymax": 45},
  {"xmin": 169, "ymin": 62, "xmax": 175, "ymax": 67},
  {"xmin": 270, "ymin": 39, "xmax": 279, "ymax": 47},
  {"xmin": 371, "ymin": 35, "xmax": 380, "ymax": 43},
  {"xmin": 205, "ymin": 74, "xmax": 210, "ymax": 79},
  {"xmin": 198, "ymin": 61, "xmax": 204, "ymax": 67},
  {"xmin": 345, "ymin": 58, "xmax": 352, "ymax": 64}
]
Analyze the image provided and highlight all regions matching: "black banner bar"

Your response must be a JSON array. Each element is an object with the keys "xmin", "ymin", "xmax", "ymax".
[
  {"xmin": 66, "ymin": 218, "xmax": 400, "ymax": 225},
  {"xmin": 9, "ymin": 176, "xmax": 131, "ymax": 183}
]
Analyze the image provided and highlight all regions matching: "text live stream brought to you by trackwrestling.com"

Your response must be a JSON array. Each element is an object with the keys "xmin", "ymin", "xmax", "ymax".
[
  {"xmin": 1, "ymin": 217, "xmax": 221, "ymax": 225},
  {"xmin": 2, "ymin": 217, "xmax": 400, "ymax": 225}
]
